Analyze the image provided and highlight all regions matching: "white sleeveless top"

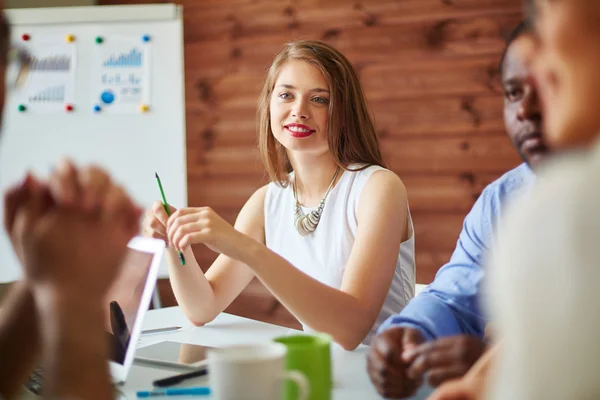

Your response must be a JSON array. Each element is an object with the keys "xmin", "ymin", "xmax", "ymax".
[{"xmin": 264, "ymin": 164, "xmax": 416, "ymax": 345}]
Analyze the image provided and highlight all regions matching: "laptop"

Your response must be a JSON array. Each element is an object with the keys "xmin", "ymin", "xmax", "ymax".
[{"xmin": 24, "ymin": 236, "xmax": 165, "ymax": 395}]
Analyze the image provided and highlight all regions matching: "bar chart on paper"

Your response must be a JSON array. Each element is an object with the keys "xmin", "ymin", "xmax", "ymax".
[
  {"xmin": 103, "ymin": 48, "xmax": 143, "ymax": 68},
  {"xmin": 15, "ymin": 36, "xmax": 76, "ymax": 112},
  {"xmin": 30, "ymin": 54, "xmax": 71, "ymax": 71},
  {"xmin": 28, "ymin": 85, "xmax": 66, "ymax": 102},
  {"xmin": 96, "ymin": 39, "xmax": 150, "ymax": 113}
]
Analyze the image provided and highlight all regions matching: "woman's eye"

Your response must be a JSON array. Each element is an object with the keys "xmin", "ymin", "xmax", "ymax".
[
  {"xmin": 312, "ymin": 96, "xmax": 329, "ymax": 105},
  {"xmin": 278, "ymin": 92, "xmax": 292, "ymax": 100}
]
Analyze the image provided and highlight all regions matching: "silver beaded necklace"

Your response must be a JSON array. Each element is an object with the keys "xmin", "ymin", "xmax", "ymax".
[{"xmin": 293, "ymin": 166, "xmax": 341, "ymax": 236}]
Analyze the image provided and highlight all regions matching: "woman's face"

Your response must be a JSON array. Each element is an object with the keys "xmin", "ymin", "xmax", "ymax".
[
  {"xmin": 269, "ymin": 60, "xmax": 331, "ymax": 158},
  {"xmin": 531, "ymin": 0, "xmax": 600, "ymax": 149}
]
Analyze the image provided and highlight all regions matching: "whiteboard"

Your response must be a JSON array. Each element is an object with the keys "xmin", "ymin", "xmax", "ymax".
[{"xmin": 0, "ymin": 4, "xmax": 186, "ymax": 281}]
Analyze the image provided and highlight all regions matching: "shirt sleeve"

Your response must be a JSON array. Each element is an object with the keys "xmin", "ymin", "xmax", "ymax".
[{"xmin": 378, "ymin": 187, "xmax": 495, "ymax": 341}]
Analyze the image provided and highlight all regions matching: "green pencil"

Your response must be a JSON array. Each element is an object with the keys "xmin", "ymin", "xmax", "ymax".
[{"xmin": 155, "ymin": 172, "xmax": 186, "ymax": 265}]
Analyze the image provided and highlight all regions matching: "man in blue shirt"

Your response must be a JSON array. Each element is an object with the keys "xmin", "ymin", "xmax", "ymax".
[{"xmin": 367, "ymin": 21, "xmax": 550, "ymax": 399}]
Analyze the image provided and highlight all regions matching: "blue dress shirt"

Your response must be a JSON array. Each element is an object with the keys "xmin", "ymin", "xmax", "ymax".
[{"xmin": 379, "ymin": 163, "xmax": 535, "ymax": 340}]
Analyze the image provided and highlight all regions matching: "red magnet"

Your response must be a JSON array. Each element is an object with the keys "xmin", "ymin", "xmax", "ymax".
[{"xmin": 21, "ymin": 33, "xmax": 30, "ymax": 41}]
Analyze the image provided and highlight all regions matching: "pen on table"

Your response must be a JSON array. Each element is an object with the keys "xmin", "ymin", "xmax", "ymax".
[
  {"xmin": 141, "ymin": 326, "xmax": 182, "ymax": 335},
  {"xmin": 137, "ymin": 387, "xmax": 211, "ymax": 398},
  {"xmin": 155, "ymin": 172, "xmax": 186, "ymax": 265},
  {"xmin": 153, "ymin": 366, "xmax": 208, "ymax": 387}
]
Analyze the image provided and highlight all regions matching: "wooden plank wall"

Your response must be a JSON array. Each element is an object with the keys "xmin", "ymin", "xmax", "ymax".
[{"xmin": 100, "ymin": 0, "xmax": 523, "ymax": 328}]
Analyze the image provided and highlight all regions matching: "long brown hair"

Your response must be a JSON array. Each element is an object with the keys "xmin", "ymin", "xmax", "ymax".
[{"xmin": 257, "ymin": 40, "xmax": 385, "ymax": 186}]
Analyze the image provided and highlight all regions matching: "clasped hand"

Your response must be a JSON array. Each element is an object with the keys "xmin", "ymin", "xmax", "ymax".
[
  {"xmin": 144, "ymin": 201, "xmax": 247, "ymax": 261},
  {"xmin": 4, "ymin": 160, "xmax": 141, "ymax": 299},
  {"xmin": 367, "ymin": 327, "xmax": 486, "ymax": 399}
]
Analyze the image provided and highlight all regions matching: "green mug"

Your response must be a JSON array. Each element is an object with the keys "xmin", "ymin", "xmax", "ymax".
[{"xmin": 274, "ymin": 334, "xmax": 332, "ymax": 400}]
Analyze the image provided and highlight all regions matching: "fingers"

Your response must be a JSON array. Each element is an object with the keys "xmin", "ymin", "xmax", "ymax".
[
  {"xmin": 167, "ymin": 208, "xmax": 212, "ymax": 251},
  {"xmin": 48, "ymin": 159, "xmax": 80, "ymax": 206},
  {"xmin": 403, "ymin": 338, "xmax": 454, "ymax": 364},
  {"xmin": 168, "ymin": 206, "xmax": 203, "ymax": 221},
  {"xmin": 408, "ymin": 348, "xmax": 459, "ymax": 380},
  {"xmin": 167, "ymin": 207, "xmax": 209, "ymax": 231},
  {"xmin": 143, "ymin": 208, "xmax": 168, "ymax": 241},
  {"xmin": 143, "ymin": 201, "xmax": 174, "ymax": 243},
  {"xmin": 428, "ymin": 380, "xmax": 476, "ymax": 400},
  {"xmin": 368, "ymin": 341, "xmax": 407, "ymax": 381},
  {"xmin": 4, "ymin": 173, "xmax": 38, "ymax": 234},
  {"xmin": 367, "ymin": 328, "xmax": 424, "ymax": 399},
  {"xmin": 366, "ymin": 351, "xmax": 396, "ymax": 397},
  {"xmin": 48, "ymin": 161, "xmax": 137, "ymax": 220},
  {"xmin": 373, "ymin": 327, "xmax": 408, "ymax": 367},
  {"xmin": 167, "ymin": 213, "xmax": 200, "ymax": 243},
  {"xmin": 427, "ymin": 366, "xmax": 469, "ymax": 388},
  {"xmin": 402, "ymin": 327, "xmax": 426, "ymax": 357},
  {"xmin": 11, "ymin": 181, "xmax": 48, "ymax": 249},
  {"xmin": 78, "ymin": 165, "xmax": 110, "ymax": 211},
  {"xmin": 152, "ymin": 200, "xmax": 172, "ymax": 227},
  {"xmin": 405, "ymin": 336, "xmax": 484, "ymax": 383},
  {"xmin": 170, "ymin": 220, "xmax": 202, "ymax": 251},
  {"xmin": 103, "ymin": 184, "xmax": 141, "ymax": 237}
]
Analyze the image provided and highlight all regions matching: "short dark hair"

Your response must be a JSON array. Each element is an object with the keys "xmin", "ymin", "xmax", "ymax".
[{"xmin": 498, "ymin": 20, "xmax": 532, "ymax": 77}]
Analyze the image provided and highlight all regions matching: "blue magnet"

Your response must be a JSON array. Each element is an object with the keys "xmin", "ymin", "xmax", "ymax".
[
  {"xmin": 93, "ymin": 104, "xmax": 102, "ymax": 112},
  {"xmin": 100, "ymin": 90, "xmax": 115, "ymax": 104},
  {"xmin": 142, "ymin": 34, "xmax": 151, "ymax": 42}
]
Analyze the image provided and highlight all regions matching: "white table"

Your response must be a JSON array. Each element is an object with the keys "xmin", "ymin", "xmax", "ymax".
[{"xmin": 120, "ymin": 307, "xmax": 434, "ymax": 400}]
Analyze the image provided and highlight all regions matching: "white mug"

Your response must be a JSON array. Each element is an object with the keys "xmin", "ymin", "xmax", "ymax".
[{"xmin": 208, "ymin": 343, "xmax": 309, "ymax": 400}]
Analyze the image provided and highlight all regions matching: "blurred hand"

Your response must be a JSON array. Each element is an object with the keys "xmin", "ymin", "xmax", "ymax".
[
  {"xmin": 47, "ymin": 160, "xmax": 135, "ymax": 213},
  {"xmin": 428, "ymin": 341, "xmax": 498, "ymax": 400},
  {"xmin": 142, "ymin": 200, "xmax": 177, "ymax": 245},
  {"xmin": 427, "ymin": 379, "xmax": 478, "ymax": 400},
  {"xmin": 4, "ymin": 173, "xmax": 43, "ymax": 263},
  {"xmin": 167, "ymin": 207, "xmax": 246, "ymax": 259},
  {"xmin": 367, "ymin": 327, "xmax": 426, "ymax": 398},
  {"xmin": 7, "ymin": 162, "xmax": 141, "ymax": 299},
  {"xmin": 404, "ymin": 335, "xmax": 486, "ymax": 388}
]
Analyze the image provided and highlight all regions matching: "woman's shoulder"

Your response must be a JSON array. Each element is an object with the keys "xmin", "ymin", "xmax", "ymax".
[
  {"xmin": 240, "ymin": 184, "xmax": 270, "ymax": 213},
  {"xmin": 347, "ymin": 164, "xmax": 405, "ymax": 191}
]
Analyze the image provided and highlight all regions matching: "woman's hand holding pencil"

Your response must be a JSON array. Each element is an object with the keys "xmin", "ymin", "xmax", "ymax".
[
  {"xmin": 143, "ymin": 173, "xmax": 186, "ymax": 265},
  {"xmin": 142, "ymin": 200, "xmax": 178, "ymax": 246}
]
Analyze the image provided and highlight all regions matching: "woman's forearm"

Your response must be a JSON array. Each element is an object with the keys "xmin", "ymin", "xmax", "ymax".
[
  {"xmin": 240, "ymin": 238, "xmax": 376, "ymax": 350},
  {"xmin": 166, "ymin": 247, "xmax": 220, "ymax": 325}
]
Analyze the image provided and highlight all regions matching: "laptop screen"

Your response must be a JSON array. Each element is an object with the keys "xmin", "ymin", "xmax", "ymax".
[{"xmin": 103, "ymin": 247, "xmax": 154, "ymax": 365}]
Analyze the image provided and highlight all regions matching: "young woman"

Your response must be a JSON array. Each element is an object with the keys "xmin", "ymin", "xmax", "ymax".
[
  {"xmin": 431, "ymin": 1, "xmax": 600, "ymax": 399},
  {"xmin": 143, "ymin": 40, "xmax": 415, "ymax": 350}
]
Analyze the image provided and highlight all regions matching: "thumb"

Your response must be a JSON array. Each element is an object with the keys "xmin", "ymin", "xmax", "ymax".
[
  {"xmin": 4, "ymin": 173, "xmax": 43, "ymax": 234},
  {"xmin": 403, "ymin": 328, "xmax": 425, "ymax": 351},
  {"xmin": 402, "ymin": 329, "xmax": 425, "ymax": 362},
  {"xmin": 11, "ymin": 182, "xmax": 48, "ymax": 256}
]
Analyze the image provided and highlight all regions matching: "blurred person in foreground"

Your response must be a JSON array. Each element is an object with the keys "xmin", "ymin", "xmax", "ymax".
[{"xmin": 0, "ymin": 4, "xmax": 142, "ymax": 400}]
